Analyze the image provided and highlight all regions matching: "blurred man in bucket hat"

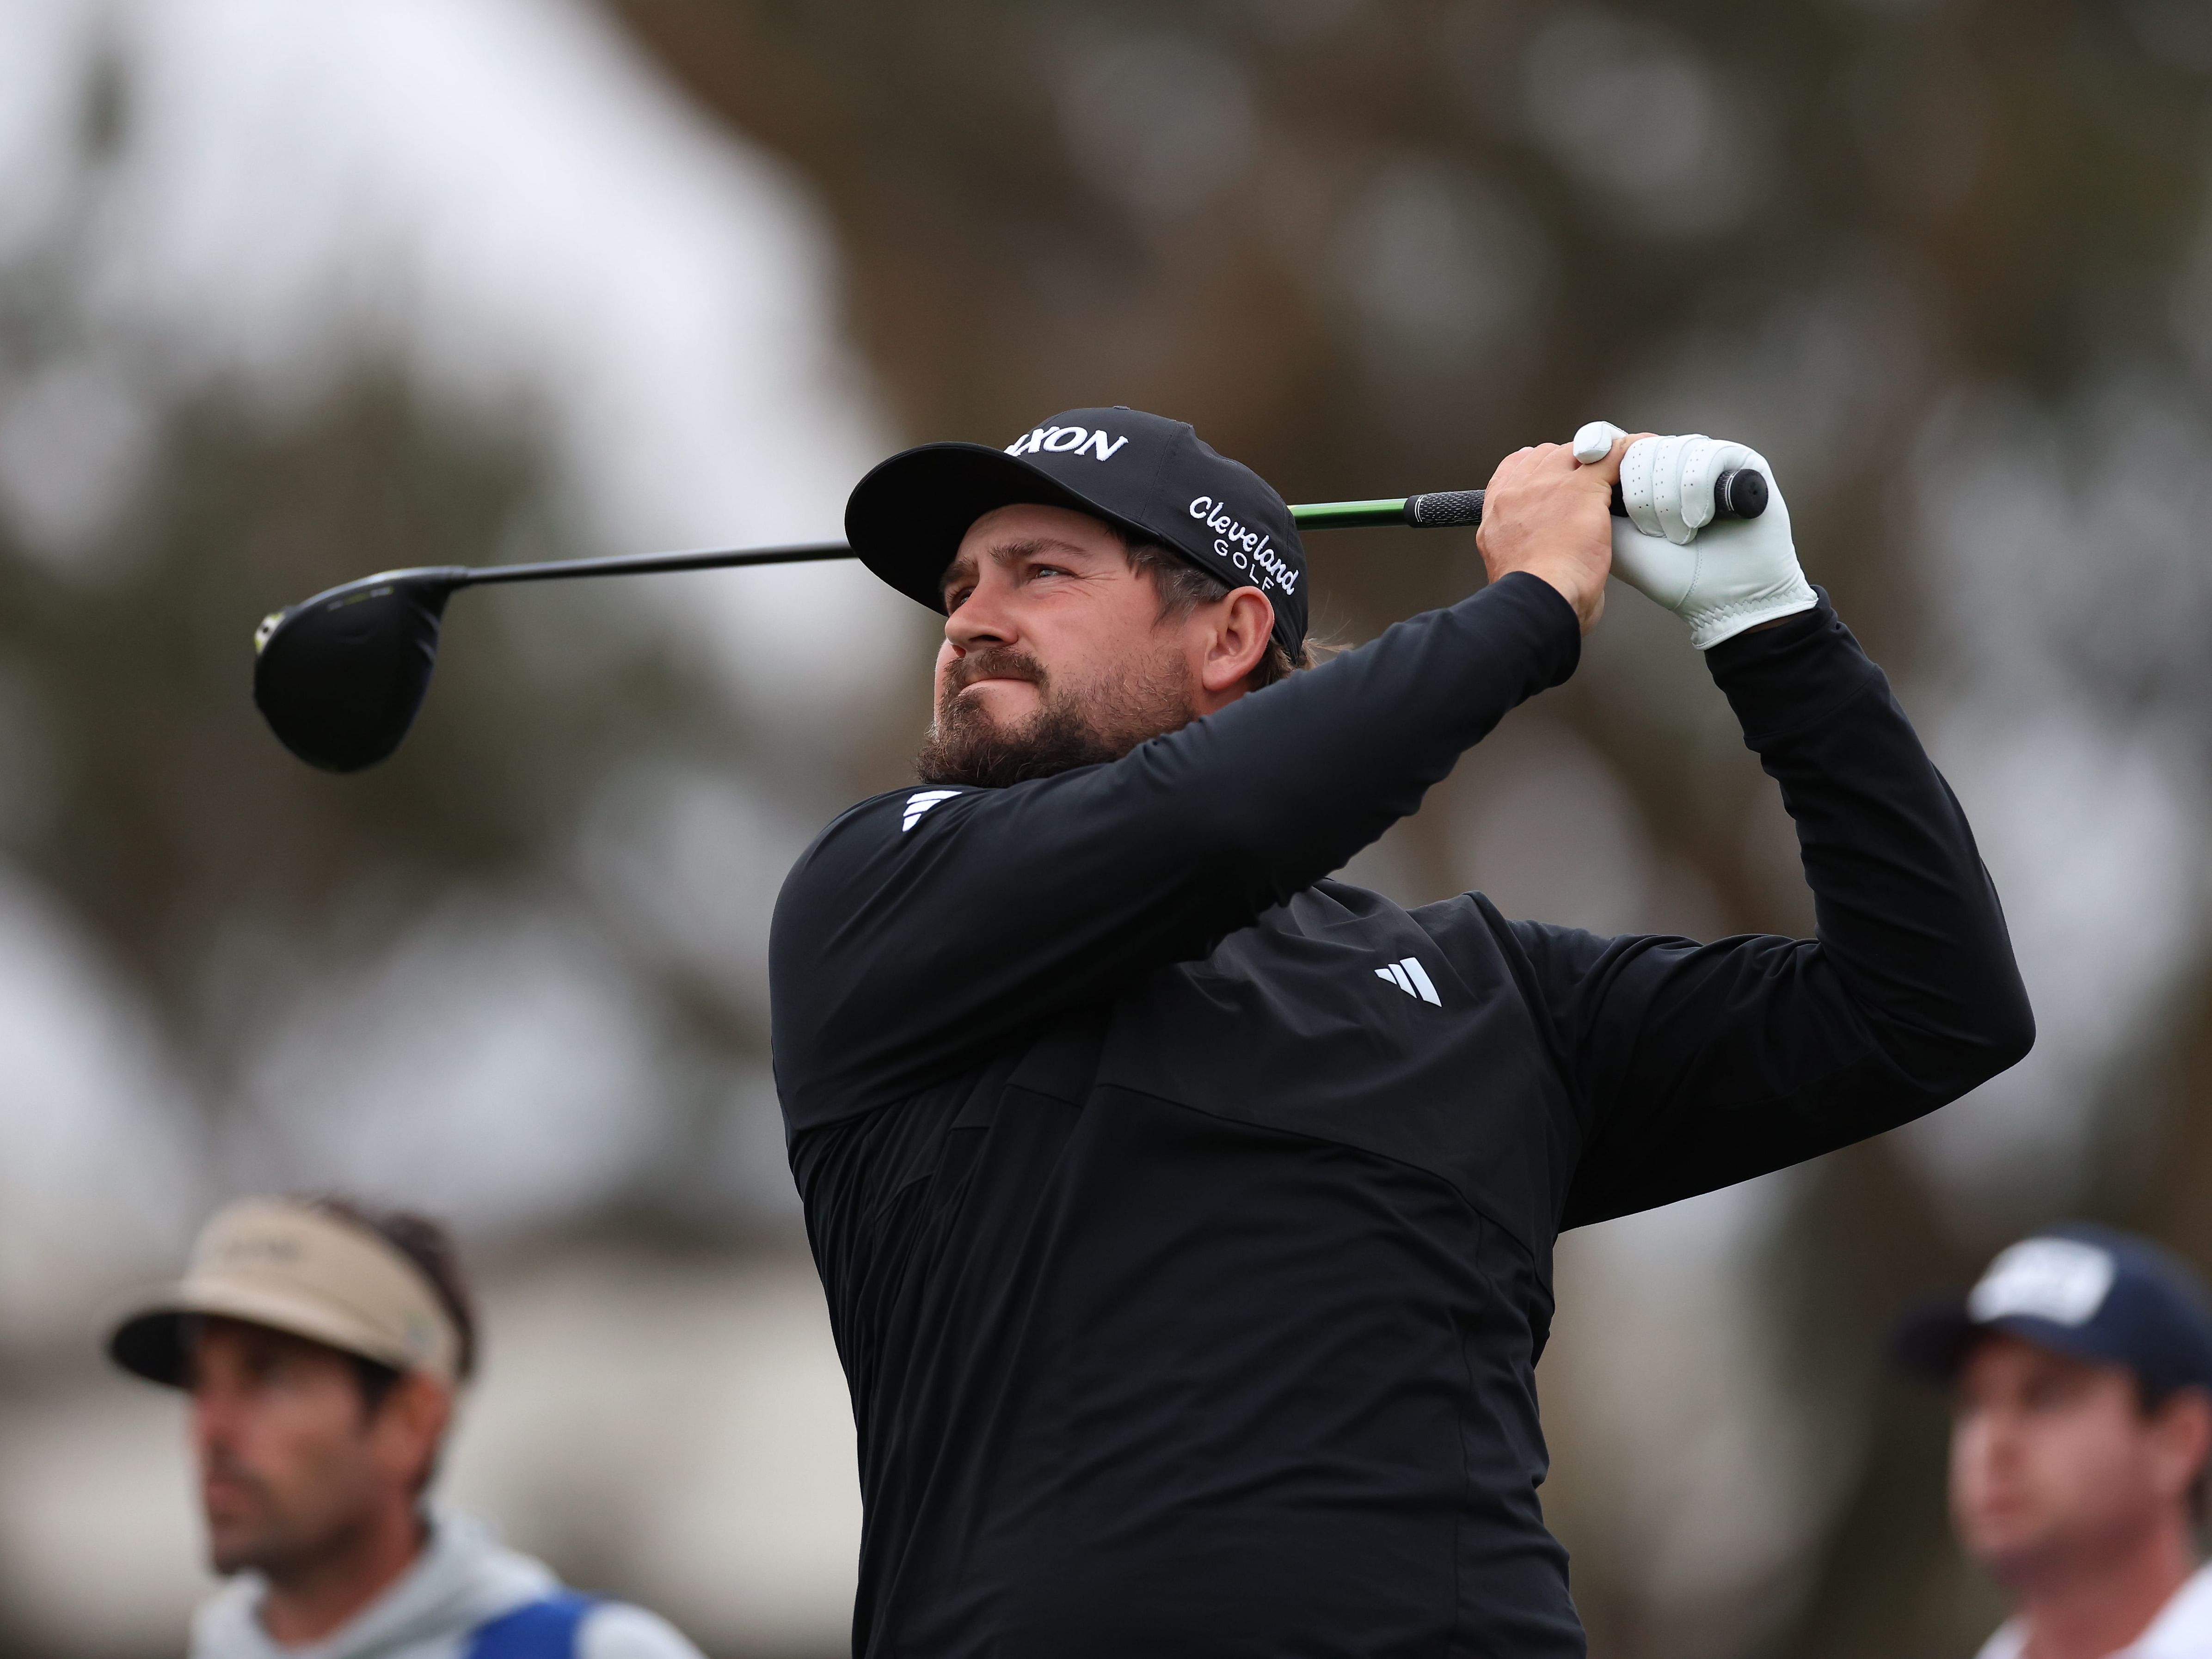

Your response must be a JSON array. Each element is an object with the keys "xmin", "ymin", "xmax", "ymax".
[
  {"xmin": 1894, "ymin": 1223, "xmax": 2212, "ymax": 1659},
  {"xmin": 109, "ymin": 1195, "xmax": 706, "ymax": 1659}
]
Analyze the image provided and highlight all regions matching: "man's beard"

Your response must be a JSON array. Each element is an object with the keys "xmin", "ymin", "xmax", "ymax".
[
  {"xmin": 916, "ymin": 643, "xmax": 1197, "ymax": 787},
  {"xmin": 201, "ymin": 1445, "xmax": 342, "ymax": 1581}
]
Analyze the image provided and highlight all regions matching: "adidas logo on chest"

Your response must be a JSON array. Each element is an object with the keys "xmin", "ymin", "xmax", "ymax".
[
  {"xmin": 1375, "ymin": 956, "xmax": 1442, "ymax": 1006},
  {"xmin": 902, "ymin": 790, "xmax": 961, "ymax": 831}
]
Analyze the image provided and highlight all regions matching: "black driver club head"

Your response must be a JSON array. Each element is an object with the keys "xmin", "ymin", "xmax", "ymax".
[{"xmin": 252, "ymin": 567, "xmax": 467, "ymax": 772}]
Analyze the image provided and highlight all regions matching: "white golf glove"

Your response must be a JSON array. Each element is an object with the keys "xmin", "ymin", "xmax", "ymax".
[{"xmin": 1572, "ymin": 421, "xmax": 1817, "ymax": 650}]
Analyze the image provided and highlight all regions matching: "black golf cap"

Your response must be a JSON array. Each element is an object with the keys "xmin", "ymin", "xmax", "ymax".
[
  {"xmin": 1892, "ymin": 1223, "xmax": 2212, "ymax": 1400},
  {"xmin": 845, "ymin": 406, "xmax": 1308, "ymax": 654}
]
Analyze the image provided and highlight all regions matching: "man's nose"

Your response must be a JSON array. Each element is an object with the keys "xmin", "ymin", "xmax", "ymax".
[
  {"xmin": 191, "ymin": 1386, "xmax": 239, "ymax": 1453},
  {"xmin": 945, "ymin": 582, "xmax": 1014, "ymax": 650},
  {"xmin": 1971, "ymin": 1408, "xmax": 2023, "ymax": 1464},
  {"xmin": 191, "ymin": 1396, "xmax": 221, "ymax": 1452}
]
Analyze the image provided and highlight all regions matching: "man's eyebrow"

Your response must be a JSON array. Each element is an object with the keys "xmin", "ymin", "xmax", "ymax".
[
  {"xmin": 940, "ymin": 537, "xmax": 1105, "ymax": 598},
  {"xmin": 986, "ymin": 537, "xmax": 1097, "ymax": 563}
]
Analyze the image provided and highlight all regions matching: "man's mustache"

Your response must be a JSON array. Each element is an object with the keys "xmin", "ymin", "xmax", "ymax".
[
  {"xmin": 942, "ymin": 649, "xmax": 1048, "ymax": 699},
  {"xmin": 201, "ymin": 1442, "xmax": 272, "ymax": 1506}
]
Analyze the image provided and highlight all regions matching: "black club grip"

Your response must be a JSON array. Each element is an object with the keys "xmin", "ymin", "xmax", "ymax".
[
  {"xmin": 1403, "ymin": 490, "xmax": 1482, "ymax": 527},
  {"xmin": 1403, "ymin": 469, "xmax": 1768, "ymax": 529}
]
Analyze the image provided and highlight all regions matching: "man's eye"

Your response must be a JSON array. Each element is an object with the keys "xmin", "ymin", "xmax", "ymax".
[{"xmin": 1030, "ymin": 563, "xmax": 1072, "ymax": 581}]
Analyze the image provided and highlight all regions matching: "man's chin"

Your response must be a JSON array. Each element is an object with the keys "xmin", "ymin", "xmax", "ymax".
[
  {"xmin": 1962, "ymin": 1513, "xmax": 2065, "ymax": 1586},
  {"xmin": 953, "ymin": 680, "xmax": 1040, "ymax": 718},
  {"xmin": 205, "ymin": 1518, "xmax": 273, "ymax": 1577},
  {"xmin": 917, "ymin": 656, "xmax": 1198, "ymax": 790},
  {"xmin": 917, "ymin": 706, "xmax": 1127, "ymax": 790}
]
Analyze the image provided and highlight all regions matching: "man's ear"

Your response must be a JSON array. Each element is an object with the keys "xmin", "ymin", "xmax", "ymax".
[
  {"xmin": 2151, "ymin": 1387, "xmax": 2212, "ymax": 1503},
  {"xmin": 1196, "ymin": 588, "xmax": 1275, "ymax": 698},
  {"xmin": 370, "ymin": 1373, "xmax": 454, "ymax": 1494}
]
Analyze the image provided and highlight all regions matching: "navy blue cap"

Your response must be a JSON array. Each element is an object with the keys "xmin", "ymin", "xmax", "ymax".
[
  {"xmin": 844, "ymin": 407, "xmax": 1308, "ymax": 655},
  {"xmin": 1892, "ymin": 1223, "xmax": 2212, "ymax": 1399}
]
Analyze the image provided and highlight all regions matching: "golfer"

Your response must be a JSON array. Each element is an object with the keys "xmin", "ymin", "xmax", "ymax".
[
  {"xmin": 1895, "ymin": 1225, "xmax": 2212, "ymax": 1659},
  {"xmin": 108, "ymin": 1195, "xmax": 705, "ymax": 1659},
  {"xmin": 770, "ymin": 407, "xmax": 2034, "ymax": 1656}
]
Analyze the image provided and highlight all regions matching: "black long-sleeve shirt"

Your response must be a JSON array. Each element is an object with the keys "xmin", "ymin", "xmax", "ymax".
[{"xmin": 769, "ymin": 573, "xmax": 2032, "ymax": 1658}]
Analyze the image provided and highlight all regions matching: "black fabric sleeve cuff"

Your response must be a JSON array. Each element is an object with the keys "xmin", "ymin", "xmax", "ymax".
[
  {"xmin": 1483, "ymin": 570, "xmax": 1582, "ymax": 697},
  {"xmin": 1702, "ymin": 589, "xmax": 1880, "ymax": 750}
]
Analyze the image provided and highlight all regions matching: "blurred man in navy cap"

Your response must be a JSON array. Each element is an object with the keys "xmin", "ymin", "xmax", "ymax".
[{"xmin": 1895, "ymin": 1224, "xmax": 2212, "ymax": 1659}]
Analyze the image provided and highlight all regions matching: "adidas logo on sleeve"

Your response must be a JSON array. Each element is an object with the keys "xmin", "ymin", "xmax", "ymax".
[
  {"xmin": 902, "ymin": 790, "xmax": 962, "ymax": 831},
  {"xmin": 1375, "ymin": 957, "xmax": 1442, "ymax": 1006}
]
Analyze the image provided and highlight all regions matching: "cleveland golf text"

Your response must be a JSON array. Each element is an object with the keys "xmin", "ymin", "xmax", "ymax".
[{"xmin": 1189, "ymin": 496, "xmax": 1299, "ymax": 594}]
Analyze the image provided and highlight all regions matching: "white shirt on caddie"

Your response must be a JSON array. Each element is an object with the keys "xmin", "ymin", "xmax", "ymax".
[{"xmin": 1977, "ymin": 1564, "xmax": 2212, "ymax": 1659}]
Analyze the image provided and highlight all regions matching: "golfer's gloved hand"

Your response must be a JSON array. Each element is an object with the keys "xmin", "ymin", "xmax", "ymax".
[{"xmin": 1572, "ymin": 421, "xmax": 1818, "ymax": 650}]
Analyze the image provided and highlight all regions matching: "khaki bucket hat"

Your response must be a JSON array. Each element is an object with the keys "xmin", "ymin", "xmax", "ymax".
[{"xmin": 108, "ymin": 1197, "xmax": 463, "ymax": 1387}]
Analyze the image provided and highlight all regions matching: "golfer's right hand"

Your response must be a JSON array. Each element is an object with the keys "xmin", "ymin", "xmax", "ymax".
[{"xmin": 1475, "ymin": 436, "xmax": 1633, "ymax": 635}]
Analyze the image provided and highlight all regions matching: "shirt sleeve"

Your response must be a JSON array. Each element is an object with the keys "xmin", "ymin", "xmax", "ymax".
[
  {"xmin": 771, "ymin": 572, "xmax": 1582, "ymax": 1129},
  {"xmin": 1502, "ymin": 595, "xmax": 2035, "ymax": 1229},
  {"xmin": 577, "ymin": 1603, "xmax": 710, "ymax": 1659}
]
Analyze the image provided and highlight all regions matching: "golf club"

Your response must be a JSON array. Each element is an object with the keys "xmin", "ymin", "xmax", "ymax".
[{"xmin": 253, "ymin": 471, "xmax": 1768, "ymax": 773}]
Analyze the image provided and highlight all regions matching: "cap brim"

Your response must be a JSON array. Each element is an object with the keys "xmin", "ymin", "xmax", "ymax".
[
  {"xmin": 106, "ymin": 1282, "xmax": 418, "ymax": 1388},
  {"xmin": 1889, "ymin": 1296, "xmax": 1979, "ymax": 1381},
  {"xmin": 108, "ymin": 1304, "xmax": 193, "ymax": 1387},
  {"xmin": 1890, "ymin": 1297, "xmax": 2134, "ymax": 1384},
  {"xmin": 844, "ymin": 442, "xmax": 1159, "ymax": 613}
]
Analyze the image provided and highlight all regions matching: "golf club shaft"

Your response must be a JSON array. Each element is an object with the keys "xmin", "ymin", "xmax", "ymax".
[
  {"xmin": 429, "ymin": 473, "xmax": 1765, "ymax": 587},
  {"xmin": 458, "ymin": 540, "xmax": 854, "ymax": 585},
  {"xmin": 436, "ymin": 498, "xmax": 1480, "ymax": 587}
]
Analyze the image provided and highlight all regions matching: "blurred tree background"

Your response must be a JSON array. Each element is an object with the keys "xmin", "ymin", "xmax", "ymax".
[{"xmin": 3, "ymin": 1, "xmax": 2212, "ymax": 1655}]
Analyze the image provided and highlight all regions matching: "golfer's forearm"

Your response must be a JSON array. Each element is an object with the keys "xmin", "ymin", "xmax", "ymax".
[
  {"xmin": 1710, "ymin": 599, "xmax": 2034, "ymax": 1093},
  {"xmin": 1150, "ymin": 571, "xmax": 1579, "ymax": 903}
]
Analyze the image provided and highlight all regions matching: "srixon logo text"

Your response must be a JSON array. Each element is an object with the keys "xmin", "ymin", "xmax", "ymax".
[
  {"xmin": 1004, "ymin": 425, "xmax": 1129, "ymax": 461},
  {"xmin": 1189, "ymin": 496, "xmax": 1299, "ymax": 594}
]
